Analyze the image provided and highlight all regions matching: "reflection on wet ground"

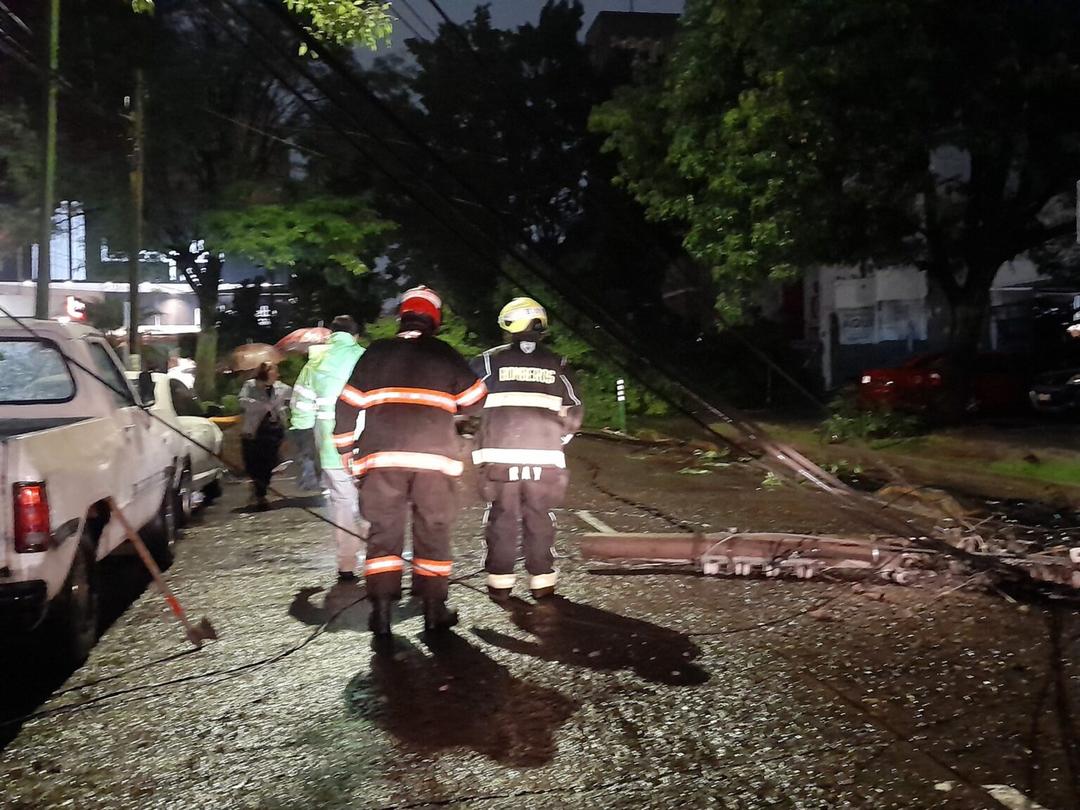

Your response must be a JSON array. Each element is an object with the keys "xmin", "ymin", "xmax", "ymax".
[
  {"xmin": 344, "ymin": 631, "xmax": 578, "ymax": 767},
  {"xmin": 474, "ymin": 595, "xmax": 710, "ymax": 686}
]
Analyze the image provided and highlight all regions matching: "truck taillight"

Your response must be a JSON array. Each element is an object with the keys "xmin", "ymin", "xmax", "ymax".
[{"xmin": 14, "ymin": 482, "xmax": 50, "ymax": 553}]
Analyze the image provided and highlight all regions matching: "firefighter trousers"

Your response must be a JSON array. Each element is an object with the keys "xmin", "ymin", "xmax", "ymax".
[
  {"xmin": 361, "ymin": 469, "xmax": 457, "ymax": 601},
  {"xmin": 484, "ymin": 474, "xmax": 564, "ymax": 591}
]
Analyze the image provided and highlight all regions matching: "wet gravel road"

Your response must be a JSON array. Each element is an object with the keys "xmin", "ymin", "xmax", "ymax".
[{"xmin": 2, "ymin": 437, "xmax": 1079, "ymax": 809}]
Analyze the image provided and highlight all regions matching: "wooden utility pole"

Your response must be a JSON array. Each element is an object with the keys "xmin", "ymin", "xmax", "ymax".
[
  {"xmin": 35, "ymin": 0, "xmax": 60, "ymax": 319},
  {"xmin": 127, "ymin": 68, "xmax": 146, "ymax": 368}
]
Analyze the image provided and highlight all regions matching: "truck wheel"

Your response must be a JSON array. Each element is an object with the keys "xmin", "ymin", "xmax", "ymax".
[
  {"xmin": 143, "ymin": 481, "xmax": 178, "ymax": 569},
  {"xmin": 175, "ymin": 463, "xmax": 194, "ymax": 526},
  {"xmin": 43, "ymin": 536, "xmax": 99, "ymax": 668}
]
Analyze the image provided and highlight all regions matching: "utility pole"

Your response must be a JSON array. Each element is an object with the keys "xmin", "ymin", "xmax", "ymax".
[
  {"xmin": 35, "ymin": 0, "xmax": 60, "ymax": 319},
  {"xmin": 126, "ymin": 69, "xmax": 146, "ymax": 368}
]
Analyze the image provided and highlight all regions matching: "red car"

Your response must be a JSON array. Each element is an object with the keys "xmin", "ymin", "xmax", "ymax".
[{"xmin": 857, "ymin": 352, "xmax": 1030, "ymax": 415}]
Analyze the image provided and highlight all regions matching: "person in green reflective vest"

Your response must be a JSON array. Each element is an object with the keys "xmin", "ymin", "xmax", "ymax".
[{"xmin": 290, "ymin": 315, "xmax": 368, "ymax": 580}]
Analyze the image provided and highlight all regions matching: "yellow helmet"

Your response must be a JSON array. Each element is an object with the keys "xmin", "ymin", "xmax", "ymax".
[{"xmin": 498, "ymin": 297, "xmax": 548, "ymax": 334}]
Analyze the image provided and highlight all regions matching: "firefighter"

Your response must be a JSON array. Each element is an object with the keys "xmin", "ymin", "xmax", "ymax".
[
  {"xmin": 334, "ymin": 286, "xmax": 487, "ymax": 636},
  {"xmin": 471, "ymin": 297, "xmax": 583, "ymax": 601},
  {"xmin": 290, "ymin": 316, "xmax": 367, "ymax": 581}
]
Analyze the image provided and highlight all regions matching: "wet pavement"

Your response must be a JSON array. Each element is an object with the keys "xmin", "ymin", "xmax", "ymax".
[{"xmin": 2, "ymin": 437, "xmax": 1079, "ymax": 809}]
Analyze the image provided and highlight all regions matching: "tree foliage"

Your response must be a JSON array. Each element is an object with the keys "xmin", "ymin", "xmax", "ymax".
[
  {"xmin": 593, "ymin": 0, "xmax": 1080, "ymax": 346},
  {"xmin": 133, "ymin": 0, "xmax": 393, "ymax": 50},
  {"xmin": 204, "ymin": 196, "xmax": 394, "ymax": 278}
]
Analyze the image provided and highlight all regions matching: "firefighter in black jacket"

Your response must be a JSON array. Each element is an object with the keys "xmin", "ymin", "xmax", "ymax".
[
  {"xmin": 471, "ymin": 297, "xmax": 583, "ymax": 601},
  {"xmin": 334, "ymin": 286, "xmax": 487, "ymax": 636}
]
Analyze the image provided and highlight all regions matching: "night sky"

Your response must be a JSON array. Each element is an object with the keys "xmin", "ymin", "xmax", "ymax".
[{"xmin": 383, "ymin": 0, "xmax": 685, "ymax": 50}]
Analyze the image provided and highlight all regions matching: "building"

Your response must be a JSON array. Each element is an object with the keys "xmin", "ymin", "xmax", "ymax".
[{"xmin": 802, "ymin": 257, "xmax": 1080, "ymax": 389}]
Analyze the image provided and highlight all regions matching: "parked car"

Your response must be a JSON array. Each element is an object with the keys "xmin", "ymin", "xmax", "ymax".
[
  {"xmin": 0, "ymin": 320, "xmax": 179, "ymax": 665},
  {"xmin": 857, "ymin": 352, "xmax": 1030, "ymax": 415},
  {"xmin": 1029, "ymin": 368, "xmax": 1080, "ymax": 415},
  {"xmin": 128, "ymin": 372, "xmax": 225, "ymax": 523}
]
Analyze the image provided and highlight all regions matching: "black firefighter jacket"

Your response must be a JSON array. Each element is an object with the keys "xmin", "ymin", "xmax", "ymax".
[
  {"xmin": 470, "ymin": 341, "xmax": 584, "ymax": 477},
  {"xmin": 333, "ymin": 331, "xmax": 487, "ymax": 477}
]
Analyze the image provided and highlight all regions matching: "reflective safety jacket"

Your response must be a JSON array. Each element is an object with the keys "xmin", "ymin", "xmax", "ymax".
[
  {"xmin": 290, "ymin": 331, "xmax": 364, "ymax": 469},
  {"xmin": 333, "ymin": 331, "xmax": 487, "ymax": 477},
  {"xmin": 469, "ymin": 341, "xmax": 583, "ymax": 476}
]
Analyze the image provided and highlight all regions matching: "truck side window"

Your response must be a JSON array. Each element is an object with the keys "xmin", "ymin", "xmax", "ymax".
[
  {"xmin": 169, "ymin": 378, "xmax": 202, "ymax": 417},
  {"xmin": 86, "ymin": 342, "xmax": 135, "ymax": 408}
]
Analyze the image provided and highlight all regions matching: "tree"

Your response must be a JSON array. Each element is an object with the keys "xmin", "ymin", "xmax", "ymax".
[
  {"xmin": 133, "ymin": 0, "xmax": 392, "ymax": 50},
  {"xmin": 592, "ymin": 0, "xmax": 1080, "ymax": 358},
  {"xmin": 204, "ymin": 195, "xmax": 395, "ymax": 329}
]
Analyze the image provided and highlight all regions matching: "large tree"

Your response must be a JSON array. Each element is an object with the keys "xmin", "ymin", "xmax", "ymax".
[{"xmin": 592, "ymin": 0, "xmax": 1080, "ymax": 356}]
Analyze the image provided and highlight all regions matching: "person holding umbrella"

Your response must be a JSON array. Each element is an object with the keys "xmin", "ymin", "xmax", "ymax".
[{"xmin": 239, "ymin": 362, "xmax": 291, "ymax": 511}]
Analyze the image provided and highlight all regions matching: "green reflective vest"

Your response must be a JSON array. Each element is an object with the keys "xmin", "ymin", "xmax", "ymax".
[{"xmin": 290, "ymin": 331, "xmax": 364, "ymax": 469}]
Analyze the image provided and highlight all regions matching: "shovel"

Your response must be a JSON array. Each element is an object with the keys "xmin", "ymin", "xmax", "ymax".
[{"xmin": 106, "ymin": 497, "xmax": 218, "ymax": 648}]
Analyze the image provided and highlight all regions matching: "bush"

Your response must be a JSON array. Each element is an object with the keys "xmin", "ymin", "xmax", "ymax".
[
  {"xmin": 219, "ymin": 394, "xmax": 242, "ymax": 416},
  {"xmin": 819, "ymin": 390, "xmax": 924, "ymax": 443}
]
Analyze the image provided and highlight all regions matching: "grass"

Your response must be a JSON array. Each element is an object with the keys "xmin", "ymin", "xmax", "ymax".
[{"xmin": 987, "ymin": 460, "xmax": 1080, "ymax": 487}]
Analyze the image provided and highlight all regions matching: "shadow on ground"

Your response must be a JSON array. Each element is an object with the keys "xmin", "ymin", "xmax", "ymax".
[
  {"xmin": 288, "ymin": 584, "xmax": 423, "ymax": 633},
  {"xmin": 231, "ymin": 493, "xmax": 327, "ymax": 515},
  {"xmin": 344, "ymin": 632, "xmax": 578, "ymax": 766},
  {"xmin": 0, "ymin": 554, "xmax": 152, "ymax": 750},
  {"xmin": 473, "ymin": 595, "xmax": 710, "ymax": 686}
]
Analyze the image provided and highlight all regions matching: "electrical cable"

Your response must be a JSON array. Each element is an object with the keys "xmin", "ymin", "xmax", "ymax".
[
  {"xmin": 414, "ymin": 0, "xmax": 828, "ymax": 415},
  {"xmin": 237, "ymin": 0, "xmax": 1068, "ymax": 596}
]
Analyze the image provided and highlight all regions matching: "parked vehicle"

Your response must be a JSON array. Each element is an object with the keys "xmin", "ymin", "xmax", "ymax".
[
  {"xmin": 128, "ymin": 372, "xmax": 225, "ymax": 522},
  {"xmin": 857, "ymin": 352, "xmax": 1030, "ymax": 415},
  {"xmin": 1029, "ymin": 368, "xmax": 1080, "ymax": 415},
  {"xmin": 0, "ymin": 320, "xmax": 179, "ymax": 665}
]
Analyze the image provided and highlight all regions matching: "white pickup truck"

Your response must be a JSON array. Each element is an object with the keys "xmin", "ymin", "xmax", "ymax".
[{"xmin": 0, "ymin": 320, "xmax": 179, "ymax": 665}]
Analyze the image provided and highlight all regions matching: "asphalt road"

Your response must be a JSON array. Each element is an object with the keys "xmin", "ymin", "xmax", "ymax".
[{"xmin": 2, "ymin": 437, "xmax": 1079, "ymax": 809}]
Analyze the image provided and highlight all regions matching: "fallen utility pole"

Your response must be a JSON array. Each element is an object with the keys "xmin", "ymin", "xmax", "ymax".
[{"xmin": 580, "ymin": 532, "xmax": 1080, "ymax": 593}]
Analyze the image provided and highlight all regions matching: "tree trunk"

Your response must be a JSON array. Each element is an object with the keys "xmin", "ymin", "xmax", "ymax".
[
  {"xmin": 938, "ymin": 278, "xmax": 993, "ymax": 422},
  {"xmin": 194, "ymin": 325, "xmax": 217, "ymax": 402}
]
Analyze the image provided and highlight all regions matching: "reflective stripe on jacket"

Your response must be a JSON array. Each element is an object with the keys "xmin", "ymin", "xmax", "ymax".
[
  {"xmin": 333, "ymin": 331, "xmax": 486, "ymax": 476},
  {"xmin": 289, "ymin": 331, "xmax": 364, "ymax": 469},
  {"xmin": 469, "ymin": 340, "xmax": 583, "ymax": 470}
]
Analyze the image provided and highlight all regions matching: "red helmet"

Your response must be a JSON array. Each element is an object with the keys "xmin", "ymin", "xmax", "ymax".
[{"xmin": 399, "ymin": 285, "xmax": 442, "ymax": 328}]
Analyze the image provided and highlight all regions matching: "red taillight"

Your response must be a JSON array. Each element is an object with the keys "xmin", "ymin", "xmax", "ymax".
[{"xmin": 14, "ymin": 482, "xmax": 50, "ymax": 553}]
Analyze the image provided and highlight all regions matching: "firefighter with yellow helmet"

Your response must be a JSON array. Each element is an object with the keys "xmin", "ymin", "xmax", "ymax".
[{"xmin": 471, "ymin": 297, "xmax": 583, "ymax": 600}]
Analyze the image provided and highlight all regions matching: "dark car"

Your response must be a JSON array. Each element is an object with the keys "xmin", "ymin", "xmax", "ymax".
[
  {"xmin": 857, "ymin": 352, "xmax": 1030, "ymax": 415},
  {"xmin": 1029, "ymin": 368, "xmax": 1080, "ymax": 415}
]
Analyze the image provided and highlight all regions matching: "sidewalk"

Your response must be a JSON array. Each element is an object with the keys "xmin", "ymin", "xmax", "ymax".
[{"xmin": 760, "ymin": 417, "xmax": 1080, "ymax": 506}]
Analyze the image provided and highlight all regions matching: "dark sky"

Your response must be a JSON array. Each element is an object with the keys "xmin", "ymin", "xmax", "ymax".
[{"xmin": 382, "ymin": 0, "xmax": 685, "ymax": 50}]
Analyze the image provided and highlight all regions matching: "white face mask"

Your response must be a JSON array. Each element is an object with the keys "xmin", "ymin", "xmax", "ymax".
[{"xmin": 520, "ymin": 341, "xmax": 536, "ymax": 354}]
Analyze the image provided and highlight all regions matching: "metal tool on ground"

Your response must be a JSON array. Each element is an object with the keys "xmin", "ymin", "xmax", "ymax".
[{"xmin": 105, "ymin": 497, "xmax": 218, "ymax": 648}]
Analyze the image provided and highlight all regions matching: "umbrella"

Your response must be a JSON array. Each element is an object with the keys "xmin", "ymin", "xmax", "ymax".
[
  {"xmin": 275, "ymin": 326, "xmax": 331, "ymax": 353},
  {"xmin": 230, "ymin": 343, "xmax": 285, "ymax": 371}
]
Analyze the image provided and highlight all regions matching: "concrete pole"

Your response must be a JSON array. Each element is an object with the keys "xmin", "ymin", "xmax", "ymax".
[
  {"xmin": 127, "ymin": 68, "xmax": 146, "ymax": 368},
  {"xmin": 35, "ymin": 0, "xmax": 60, "ymax": 319}
]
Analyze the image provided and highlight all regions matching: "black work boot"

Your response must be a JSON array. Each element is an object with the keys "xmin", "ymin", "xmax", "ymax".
[
  {"xmin": 423, "ymin": 599, "xmax": 459, "ymax": 633},
  {"xmin": 531, "ymin": 586, "xmax": 556, "ymax": 600},
  {"xmin": 487, "ymin": 586, "xmax": 512, "ymax": 603},
  {"xmin": 368, "ymin": 596, "xmax": 393, "ymax": 637}
]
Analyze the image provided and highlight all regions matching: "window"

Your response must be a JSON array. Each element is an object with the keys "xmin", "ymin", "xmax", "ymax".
[
  {"xmin": 0, "ymin": 339, "xmax": 75, "ymax": 403},
  {"xmin": 86, "ymin": 341, "xmax": 134, "ymax": 408},
  {"xmin": 169, "ymin": 378, "xmax": 202, "ymax": 417}
]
